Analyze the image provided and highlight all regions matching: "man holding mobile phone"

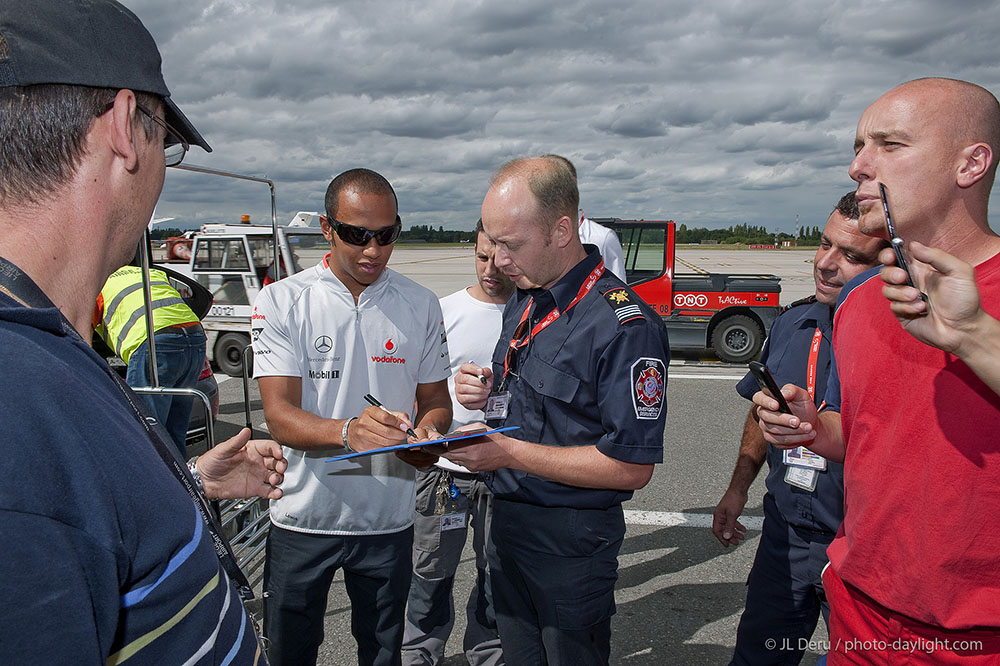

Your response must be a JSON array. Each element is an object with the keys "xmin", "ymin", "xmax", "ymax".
[
  {"xmin": 713, "ymin": 193, "xmax": 885, "ymax": 666},
  {"xmin": 755, "ymin": 78, "xmax": 1000, "ymax": 664}
]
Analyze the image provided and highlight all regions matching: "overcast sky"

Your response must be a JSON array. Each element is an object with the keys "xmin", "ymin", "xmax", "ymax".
[{"xmin": 126, "ymin": 0, "xmax": 1000, "ymax": 233}]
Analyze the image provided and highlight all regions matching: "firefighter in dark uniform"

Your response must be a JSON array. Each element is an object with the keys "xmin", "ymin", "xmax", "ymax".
[
  {"xmin": 712, "ymin": 193, "xmax": 887, "ymax": 666},
  {"xmin": 443, "ymin": 156, "xmax": 670, "ymax": 666}
]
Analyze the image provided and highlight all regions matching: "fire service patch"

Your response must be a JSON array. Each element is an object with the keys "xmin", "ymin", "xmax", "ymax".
[{"xmin": 631, "ymin": 357, "xmax": 665, "ymax": 420}]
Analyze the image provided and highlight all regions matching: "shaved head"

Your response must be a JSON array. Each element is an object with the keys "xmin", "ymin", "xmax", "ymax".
[{"xmin": 892, "ymin": 78, "xmax": 1000, "ymax": 188}]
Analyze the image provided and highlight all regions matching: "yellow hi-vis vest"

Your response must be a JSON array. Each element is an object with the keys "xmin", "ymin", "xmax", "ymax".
[{"xmin": 95, "ymin": 266, "xmax": 199, "ymax": 364}]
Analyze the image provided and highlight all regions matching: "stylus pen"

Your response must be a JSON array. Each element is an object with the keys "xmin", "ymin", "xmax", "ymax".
[{"xmin": 363, "ymin": 393, "xmax": 419, "ymax": 439}]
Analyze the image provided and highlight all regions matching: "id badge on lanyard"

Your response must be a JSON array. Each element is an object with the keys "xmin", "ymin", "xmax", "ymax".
[{"xmin": 485, "ymin": 392, "xmax": 510, "ymax": 420}]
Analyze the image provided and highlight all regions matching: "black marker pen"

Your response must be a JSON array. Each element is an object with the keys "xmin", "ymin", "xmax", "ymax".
[{"xmin": 364, "ymin": 393, "xmax": 419, "ymax": 439}]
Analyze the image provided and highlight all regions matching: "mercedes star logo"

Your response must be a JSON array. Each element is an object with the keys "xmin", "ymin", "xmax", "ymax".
[{"xmin": 314, "ymin": 335, "xmax": 333, "ymax": 353}]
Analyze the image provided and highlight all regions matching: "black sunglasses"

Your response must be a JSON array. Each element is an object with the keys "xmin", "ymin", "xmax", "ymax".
[{"xmin": 330, "ymin": 216, "xmax": 402, "ymax": 246}]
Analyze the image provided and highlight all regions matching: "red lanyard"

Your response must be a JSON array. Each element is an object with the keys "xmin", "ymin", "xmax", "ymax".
[
  {"xmin": 806, "ymin": 326, "xmax": 822, "ymax": 401},
  {"xmin": 503, "ymin": 260, "xmax": 605, "ymax": 381}
]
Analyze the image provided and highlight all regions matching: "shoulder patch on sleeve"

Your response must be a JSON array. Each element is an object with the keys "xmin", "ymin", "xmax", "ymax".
[
  {"xmin": 603, "ymin": 287, "xmax": 645, "ymax": 325},
  {"xmin": 631, "ymin": 357, "xmax": 666, "ymax": 419}
]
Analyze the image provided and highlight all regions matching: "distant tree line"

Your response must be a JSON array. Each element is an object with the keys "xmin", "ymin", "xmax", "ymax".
[
  {"xmin": 676, "ymin": 223, "xmax": 822, "ymax": 245},
  {"xmin": 400, "ymin": 225, "xmax": 477, "ymax": 243}
]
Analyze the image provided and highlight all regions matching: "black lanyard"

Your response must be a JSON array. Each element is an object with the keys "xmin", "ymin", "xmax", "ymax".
[{"xmin": 0, "ymin": 256, "xmax": 255, "ymax": 601}]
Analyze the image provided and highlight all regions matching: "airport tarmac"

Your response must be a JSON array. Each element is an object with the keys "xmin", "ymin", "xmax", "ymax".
[{"xmin": 386, "ymin": 243, "xmax": 818, "ymax": 305}]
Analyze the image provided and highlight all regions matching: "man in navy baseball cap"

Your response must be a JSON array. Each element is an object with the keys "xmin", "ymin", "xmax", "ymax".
[
  {"xmin": 0, "ymin": 2, "xmax": 286, "ymax": 663},
  {"xmin": 0, "ymin": 0, "xmax": 210, "ymax": 150}
]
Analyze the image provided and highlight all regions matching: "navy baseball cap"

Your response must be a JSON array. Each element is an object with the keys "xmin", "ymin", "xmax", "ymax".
[{"xmin": 0, "ymin": 0, "xmax": 211, "ymax": 152}]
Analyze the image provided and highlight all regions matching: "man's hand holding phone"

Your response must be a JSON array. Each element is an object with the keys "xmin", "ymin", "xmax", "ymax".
[
  {"xmin": 748, "ymin": 362, "xmax": 793, "ymax": 414},
  {"xmin": 751, "ymin": 382, "xmax": 818, "ymax": 450}
]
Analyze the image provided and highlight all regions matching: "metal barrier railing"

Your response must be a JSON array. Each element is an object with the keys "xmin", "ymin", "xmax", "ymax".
[
  {"xmin": 132, "ymin": 386, "xmax": 214, "ymax": 451},
  {"xmin": 131, "ymin": 230, "xmax": 271, "ymax": 582},
  {"xmin": 218, "ymin": 342, "xmax": 271, "ymax": 578},
  {"xmin": 219, "ymin": 498, "xmax": 270, "ymax": 570}
]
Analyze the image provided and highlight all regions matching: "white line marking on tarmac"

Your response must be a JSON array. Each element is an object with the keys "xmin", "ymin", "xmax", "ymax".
[{"xmin": 625, "ymin": 510, "xmax": 763, "ymax": 531}]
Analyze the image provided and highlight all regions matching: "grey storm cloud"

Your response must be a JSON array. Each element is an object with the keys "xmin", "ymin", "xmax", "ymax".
[
  {"xmin": 125, "ymin": 0, "xmax": 1000, "ymax": 232},
  {"xmin": 593, "ymin": 104, "xmax": 668, "ymax": 138}
]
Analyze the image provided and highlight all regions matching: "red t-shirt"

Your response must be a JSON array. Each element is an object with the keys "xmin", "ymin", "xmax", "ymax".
[{"xmin": 827, "ymin": 251, "xmax": 1000, "ymax": 630}]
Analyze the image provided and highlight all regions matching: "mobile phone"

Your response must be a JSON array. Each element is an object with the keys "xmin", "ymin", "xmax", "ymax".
[
  {"xmin": 748, "ymin": 361, "xmax": 792, "ymax": 414},
  {"xmin": 879, "ymin": 183, "xmax": 925, "ymax": 300}
]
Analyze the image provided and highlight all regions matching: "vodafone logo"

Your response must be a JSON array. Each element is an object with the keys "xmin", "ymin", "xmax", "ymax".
[
  {"xmin": 673, "ymin": 293, "xmax": 709, "ymax": 308},
  {"xmin": 372, "ymin": 337, "xmax": 405, "ymax": 364}
]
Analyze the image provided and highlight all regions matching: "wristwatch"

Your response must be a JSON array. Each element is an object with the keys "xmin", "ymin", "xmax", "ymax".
[
  {"xmin": 342, "ymin": 417, "xmax": 357, "ymax": 453},
  {"xmin": 186, "ymin": 456, "xmax": 204, "ymax": 494}
]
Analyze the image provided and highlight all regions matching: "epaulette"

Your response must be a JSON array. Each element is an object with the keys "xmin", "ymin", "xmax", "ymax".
[
  {"xmin": 781, "ymin": 294, "xmax": 817, "ymax": 313},
  {"xmin": 602, "ymin": 287, "xmax": 645, "ymax": 325}
]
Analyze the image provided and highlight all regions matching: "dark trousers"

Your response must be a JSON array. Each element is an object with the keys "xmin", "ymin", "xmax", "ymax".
[
  {"xmin": 729, "ymin": 493, "xmax": 835, "ymax": 666},
  {"xmin": 263, "ymin": 523, "xmax": 414, "ymax": 666},
  {"xmin": 488, "ymin": 499, "xmax": 623, "ymax": 666}
]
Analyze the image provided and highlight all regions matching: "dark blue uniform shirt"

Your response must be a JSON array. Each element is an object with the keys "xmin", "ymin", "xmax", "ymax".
[
  {"xmin": 736, "ymin": 296, "xmax": 844, "ymax": 534},
  {"xmin": 484, "ymin": 246, "xmax": 670, "ymax": 509},
  {"xmin": 0, "ymin": 288, "xmax": 261, "ymax": 662}
]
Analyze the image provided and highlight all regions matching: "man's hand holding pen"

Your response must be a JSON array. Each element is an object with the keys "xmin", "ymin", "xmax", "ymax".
[
  {"xmin": 352, "ymin": 394, "xmax": 441, "ymax": 468},
  {"xmin": 348, "ymin": 404, "xmax": 416, "ymax": 452},
  {"xmin": 455, "ymin": 362, "xmax": 493, "ymax": 410}
]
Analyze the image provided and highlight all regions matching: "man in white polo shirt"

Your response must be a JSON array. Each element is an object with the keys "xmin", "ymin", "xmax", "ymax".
[
  {"xmin": 402, "ymin": 220, "xmax": 514, "ymax": 666},
  {"xmin": 253, "ymin": 168, "xmax": 452, "ymax": 666}
]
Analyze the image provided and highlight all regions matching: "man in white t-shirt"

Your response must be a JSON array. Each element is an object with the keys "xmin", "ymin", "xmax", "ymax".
[
  {"xmin": 540, "ymin": 154, "xmax": 627, "ymax": 281},
  {"xmin": 578, "ymin": 213, "xmax": 626, "ymax": 282},
  {"xmin": 402, "ymin": 220, "xmax": 514, "ymax": 666},
  {"xmin": 253, "ymin": 168, "xmax": 452, "ymax": 666}
]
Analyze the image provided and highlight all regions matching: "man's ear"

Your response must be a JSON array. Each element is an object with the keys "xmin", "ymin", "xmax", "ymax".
[
  {"xmin": 957, "ymin": 142, "xmax": 993, "ymax": 189},
  {"xmin": 319, "ymin": 215, "xmax": 335, "ymax": 244},
  {"xmin": 107, "ymin": 89, "xmax": 141, "ymax": 172},
  {"xmin": 551, "ymin": 215, "xmax": 575, "ymax": 249}
]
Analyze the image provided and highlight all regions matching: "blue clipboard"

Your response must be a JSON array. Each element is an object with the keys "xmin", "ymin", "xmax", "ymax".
[{"xmin": 325, "ymin": 425, "xmax": 520, "ymax": 462}]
